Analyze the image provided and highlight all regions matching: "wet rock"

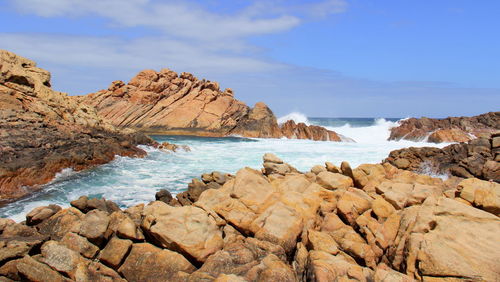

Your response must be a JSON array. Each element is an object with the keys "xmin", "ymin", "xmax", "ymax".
[{"xmin": 158, "ymin": 141, "xmax": 191, "ymax": 152}]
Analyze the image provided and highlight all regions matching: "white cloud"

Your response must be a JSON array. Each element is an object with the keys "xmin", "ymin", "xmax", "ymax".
[{"xmin": 0, "ymin": 33, "xmax": 286, "ymax": 74}]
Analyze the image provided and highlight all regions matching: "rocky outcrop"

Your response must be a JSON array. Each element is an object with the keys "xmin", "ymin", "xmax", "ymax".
[
  {"xmin": 385, "ymin": 133, "xmax": 499, "ymax": 182},
  {"xmin": 389, "ymin": 112, "xmax": 500, "ymax": 143},
  {"xmin": 1, "ymin": 154, "xmax": 499, "ymax": 281},
  {"xmin": 81, "ymin": 69, "xmax": 343, "ymax": 141},
  {"xmin": 0, "ymin": 50, "xmax": 156, "ymax": 202}
]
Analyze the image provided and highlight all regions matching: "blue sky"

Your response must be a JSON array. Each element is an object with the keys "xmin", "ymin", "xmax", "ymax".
[{"xmin": 1, "ymin": 0, "xmax": 499, "ymax": 117}]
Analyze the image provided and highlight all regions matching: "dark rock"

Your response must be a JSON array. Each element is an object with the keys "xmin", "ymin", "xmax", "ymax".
[{"xmin": 26, "ymin": 205, "xmax": 61, "ymax": 226}]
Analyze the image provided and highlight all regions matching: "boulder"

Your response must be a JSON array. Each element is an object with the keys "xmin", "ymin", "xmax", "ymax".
[
  {"xmin": 99, "ymin": 236, "xmax": 133, "ymax": 269},
  {"xmin": 59, "ymin": 232, "xmax": 99, "ymax": 259},
  {"xmin": 118, "ymin": 243, "xmax": 196, "ymax": 281},
  {"xmin": 458, "ymin": 178, "xmax": 500, "ymax": 215},
  {"xmin": 78, "ymin": 209, "xmax": 111, "ymax": 246},
  {"xmin": 16, "ymin": 256, "xmax": 70, "ymax": 282},
  {"xmin": 26, "ymin": 205, "xmax": 61, "ymax": 226},
  {"xmin": 316, "ymin": 171, "xmax": 353, "ymax": 190},
  {"xmin": 388, "ymin": 197, "xmax": 500, "ymax": 281},
  {"xmin": 142, "ymin": 201, "xmax": 224, "ymax": 263}
]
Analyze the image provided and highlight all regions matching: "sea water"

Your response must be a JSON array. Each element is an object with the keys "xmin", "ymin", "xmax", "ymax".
[{"xmin": 0, "ymin": 115, "xmax": 450, "ymax": 221}]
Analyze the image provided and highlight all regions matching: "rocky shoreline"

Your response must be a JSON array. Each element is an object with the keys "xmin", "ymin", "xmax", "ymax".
[
  {"xmin": 388, "ymin": 111, "xmax": 499, "ymax": 143},
  {"xmin": 0, "ymin": 50, "xmax": 156, "ymax": 202},
  {"xmin": 385, "ymin": 132, "xmax": 499, "ymax": 182},
  {"xmin": 0, "ymin": 154, "xmax": 499, "ymax": 281}
]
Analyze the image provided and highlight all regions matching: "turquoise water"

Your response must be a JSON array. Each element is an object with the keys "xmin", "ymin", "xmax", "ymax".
[{"xmin": 0, "ymin": 116, "xmax": 449, "ymax": 221}]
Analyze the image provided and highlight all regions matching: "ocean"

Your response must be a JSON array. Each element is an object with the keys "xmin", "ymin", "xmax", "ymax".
[{"xmin": 0, "ymin": 114, "xmax": 450, "ymax": 221}]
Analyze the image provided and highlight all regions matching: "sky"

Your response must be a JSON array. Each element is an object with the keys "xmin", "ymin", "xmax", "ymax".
[{"xmin": 1, "ymin": 0, "xmax": 499, "ymax": 118}]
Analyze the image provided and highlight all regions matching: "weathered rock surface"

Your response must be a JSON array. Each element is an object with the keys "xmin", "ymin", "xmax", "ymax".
[
  {"xmin": 0, "ymin": 50, "xmax": 156, "ymax": 202},
  {"xmin": 385, "ymin": 133, "xmax": 500, "ymax": 182},
  {"xmin": 388, "ymin": 112, "xmax": 499, "ymax": 143},
  {"xmin": 1, "ymin": 154, "xmax": 499, "ymax": 281},
  {"xmin": 81, "ymin": 69, "xmax": 344, "ymax": 141}
]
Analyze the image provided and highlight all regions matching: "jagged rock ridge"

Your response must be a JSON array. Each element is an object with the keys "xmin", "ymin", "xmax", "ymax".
[
  {"xmin": 81, "ymin": 69, "xmax": 343, "ymax": 141},
  {"xmin": 0, "ymin": 50, "xmax": 155, "ymax": 202}
]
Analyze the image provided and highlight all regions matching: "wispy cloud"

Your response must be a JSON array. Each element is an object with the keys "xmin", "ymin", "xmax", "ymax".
[{"xmin": 8, "ymin": 0, "xmax": 346, "ymax": 41}]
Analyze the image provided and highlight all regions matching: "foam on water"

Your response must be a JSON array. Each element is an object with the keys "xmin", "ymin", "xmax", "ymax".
[
  {"xmin": 277, "ymin": 112, "xmax": 310, "ymax": 125},
  {"xmin": 0, "ymin": 114, "xmax": 451, "ymax": 221}
]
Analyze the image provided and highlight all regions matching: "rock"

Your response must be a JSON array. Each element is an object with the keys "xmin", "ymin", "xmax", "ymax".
[
  {"xmin": 0, "ymin": 50, "xmax": 155, "ymax": 201},
  {"xmin": 59, "ymin": 232, "xmax": 99, "ymax": 259},
  {"xmin": 340, "ymin": 161, "xmax": 354, "ymax": 179},
  {"xmin": 316, "ymin": 171, "xmax": 353, "ymax": 190},
  {"xmin": 78, "ymin": 209, "xmax": 110, "ymax": 246},
  {"xmin": 116, "ymin": 216, "xmax": 144, "ymax": 241},
  {"xmin": 280, "ymin": 120, "xmax": 343, "ymax": 141},
  {"xmin": 0, "ymin": 222, "xmax": 47, "ymax": 264},
  {"xmin": 307, "ymin": 251, "xmax": 373, "ymax": 281},
  {"xmin": 263, "ymin": 153, "xmax": 283, "ymax": 164},
  {"xmin": 70, "ymin": 196, "xmax": 120, "ymax": 214},
  {"xmin": 306, "ymin": 230, "xmax": 339, "ymax": 255},
  {"xmin": 385, "ymin": 135, "xmax": 500, "ymax": 183},
  {"xmin": 142, "ymin": 201, "xmax": 224, "ymax": 263},
  {"xmin": 320, "ymin": 213, "xmax": 377, "ymax": 268},
  {"xmin": 40, "ymin": 241, "xmax": 83, "ymax": 278},
  {"xmin": 336, "ymin": 188, "xmax": 373, "ymax": 225},
  {"xmin": 118, "ymin": 243, "xmax": 196, "ymax": 281},
  {"xmin": 310, "ymin": 165, "xmax": 327, "ymax": 175},
  {"xmin": 158, "ymin": 141, "xmax": 191, "ymax": 152},
  {"xmin": 388, "ymin": 197, "xmax": 500, "ymax": 281},
  {"xmin": 82, "ymin": 69, "xmax": 343, "ymax": 141},
  {"xmin": 388, "ymin": 112, "xmax": 499, "ymax": 142},
  {"xmin": 16, "ymin": 256, "xmax": 70, "ymax": 282},
  {"xmin": 73, "ymin": 261, "xmax": 125, "ymax": 282},
  {"xmin": 212, "ymin": 171, "xmax": 227, "ymax": 184},
  {"xmin": 186, "ymin": 237, "xmax": 288, "ymax": 280},
  {"xmin": 26, "ymin": 205, "xmax": 61, "ymax": 226},
  {"xmin": 458, "ymin": 178, "xmax": 500, "ymax": 215},
  {"xmin": 99, "ymin": 236, "xmax": 132, "ymax": 269},
  {"xmin": 155, "ymin": 189, "xmax": 174, "ymax": 204},
  {"xmin": 37, "ymin": 207, "xmax": 83, "ymax": 240},
  {"xmin": 427, "ymin": 128, "xmax": 471, "ymax": 143},
  {"xmin": 371, "ymin": 196, "xmax": 396, "ymax": 220},
  {"xmin": 325, "ymin": 162, "xmax": 341, "ymax": 173}
]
